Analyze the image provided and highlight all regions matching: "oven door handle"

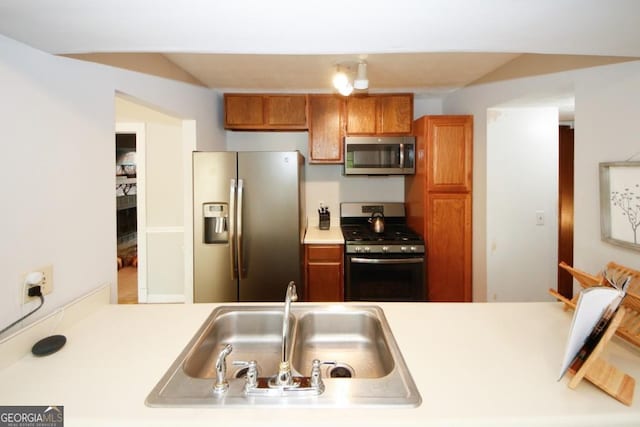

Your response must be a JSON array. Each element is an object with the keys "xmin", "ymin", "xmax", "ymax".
[{"xmin": 350, "ymin": 257, "xmax": 424, "ymax": 265}]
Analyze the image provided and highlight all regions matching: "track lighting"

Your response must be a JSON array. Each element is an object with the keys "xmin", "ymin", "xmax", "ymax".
[{"xmin": 353, "ymin": 62, "xmax": 368, "ymax": 90}]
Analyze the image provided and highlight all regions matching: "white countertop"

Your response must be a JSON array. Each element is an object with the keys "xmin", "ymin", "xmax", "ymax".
[
  {"xmin": 303, "ymin": 226, "xmax": 344, "ymax": 244},
  {"xmin": 1, "ymin": 301, "xmax": 639, "ymax": 426}
]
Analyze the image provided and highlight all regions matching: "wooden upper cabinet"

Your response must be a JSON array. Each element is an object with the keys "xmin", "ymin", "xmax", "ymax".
[
  {"xmin": 346, "ymin": 96, "xmax": 378, "ymax": 134},
  {"xmin": 224, "ymin": 94, "xmax": 308, "ymax": 130},
  {"xmin": 308, "ymin": 94, "xmax": 345, "ymax": 164},
  {"xmin": 224, "ymin": 95, "xmax": 265, "ymax": 128},
  {"xmin": 379, "ymin": 95, "xmax": 413, "ymax": 134},
  {"xmin": 426, "ymin": 116, "xmax": 473, "ymax": 192},
  {"xmin": 266, "ymin": 95, "xmax": 307, "ymax": 127},
  {"xmin": 346, "ymin": 93, "xmax": 413, "ymax": 135}
]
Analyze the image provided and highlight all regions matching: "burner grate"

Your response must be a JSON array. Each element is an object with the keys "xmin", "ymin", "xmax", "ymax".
[{"xmin": 341, "ymin": 225, "xmax": 423, "ymax": 244}]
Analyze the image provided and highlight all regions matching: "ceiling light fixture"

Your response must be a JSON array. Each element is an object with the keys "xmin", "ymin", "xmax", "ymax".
[
  {"xmin": 332, "ymin": 60, "xmax": 368, "ymax": 96},
  {"xmin": 332, "ymin": 66, "xmax": 353, "ymax": 96}
]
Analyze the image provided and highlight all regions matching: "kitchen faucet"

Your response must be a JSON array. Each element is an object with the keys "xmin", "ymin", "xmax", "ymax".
[
  {"xmin": 274, "ymin": 281, "xmax": 297, "ymax": 386},
  {"xmin": 213, "ymin": 281, "xmax": 329, "ymax": 397}
]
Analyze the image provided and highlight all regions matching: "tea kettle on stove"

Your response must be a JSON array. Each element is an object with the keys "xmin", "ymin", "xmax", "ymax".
[{"xmin": 368, "ymin": 212, "xmax": 385, "ymax": 234}]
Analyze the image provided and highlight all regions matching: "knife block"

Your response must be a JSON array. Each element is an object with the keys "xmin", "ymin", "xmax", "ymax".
[
  {"xmin": 318, "ymin": 210, "xmax": 330, "ymax": 230},
  {"xmin": 565, "ymin": 306, "xmax": 636, "ymax": 406}
]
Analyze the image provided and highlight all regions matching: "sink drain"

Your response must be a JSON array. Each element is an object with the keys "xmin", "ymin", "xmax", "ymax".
[{"xmin": 328, "ymin": 363, "xmax": 355, "ymax": 378}]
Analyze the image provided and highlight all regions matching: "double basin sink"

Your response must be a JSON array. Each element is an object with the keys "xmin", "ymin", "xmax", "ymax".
[{"xmin": 146, "ymin": 304, "xmax": 421, "ymax": 407}]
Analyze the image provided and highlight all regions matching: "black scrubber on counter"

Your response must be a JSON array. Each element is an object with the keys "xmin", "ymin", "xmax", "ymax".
[{"xmin": 31, "ymin": 334, "xmax": 66, "ymax": 356}]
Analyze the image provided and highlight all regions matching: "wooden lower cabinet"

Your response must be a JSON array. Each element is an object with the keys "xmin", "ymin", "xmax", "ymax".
[
  {"xmin": 304, "ymin": 244, "xmax": 344, "ymax": 302},
  {"xmin": 427, "ymin": 193, "xmax": 472, "ymax": 301}
]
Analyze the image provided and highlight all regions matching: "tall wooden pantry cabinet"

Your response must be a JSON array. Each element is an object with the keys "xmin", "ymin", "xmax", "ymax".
[{"xmin": 405, "ymin": 115, "xmax": 473, "ymax": 302}]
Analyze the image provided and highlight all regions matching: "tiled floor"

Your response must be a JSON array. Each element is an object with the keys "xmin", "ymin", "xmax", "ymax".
[{"xmin": 117, "ymin": 266, "xmax": 138, "ymax": 304}]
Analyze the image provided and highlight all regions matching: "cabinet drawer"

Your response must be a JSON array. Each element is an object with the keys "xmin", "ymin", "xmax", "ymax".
[{"xmin": 306, "ymin": 245, "xmax": 343, "ymax": 262}]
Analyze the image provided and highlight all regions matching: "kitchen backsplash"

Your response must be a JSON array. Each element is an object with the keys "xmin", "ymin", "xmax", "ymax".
[{"xmin": 226, "ymin": 131, "xmax": 404, "ymax": 227}]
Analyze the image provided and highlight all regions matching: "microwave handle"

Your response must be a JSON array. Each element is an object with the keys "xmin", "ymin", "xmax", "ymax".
[{"xmin": 399, "ymin": 143, "xmax": 405, "ymax": 168}]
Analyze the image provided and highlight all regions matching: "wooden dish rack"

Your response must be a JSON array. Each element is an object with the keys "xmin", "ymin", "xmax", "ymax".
[
  {"xmin": 548, "ymin": 261, "xmax": 640, "ymax": 405},
  {"xmin": 550, "ymin": 261, "xmax": 640, "ymax": 348}
]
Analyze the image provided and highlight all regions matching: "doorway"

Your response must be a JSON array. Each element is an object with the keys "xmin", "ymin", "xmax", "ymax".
[
  {"xmin": 557, "ymin": 124, "xmax": 575, "ymax": 298},
  {"xmin": 116, "ymin": 123, "xmax": 146, "ymax": 304},
  {"xmin": 115, "ymin": 95, "xmax": 196, "ymax": 304}
]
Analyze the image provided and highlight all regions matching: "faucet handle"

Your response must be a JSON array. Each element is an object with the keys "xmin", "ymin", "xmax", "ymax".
[
  {"xmin": 310, "ymin": 359, "xmax": 336, "ymax": 389},
  {"xmin": 233, "ymin": 360, "xmax": 258, "ymax": 388}
]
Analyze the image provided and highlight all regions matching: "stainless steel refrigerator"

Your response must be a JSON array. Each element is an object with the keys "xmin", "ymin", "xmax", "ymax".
[{"xmin": 193, "ymin": 151, "xmax": 305, "ymax": 302}]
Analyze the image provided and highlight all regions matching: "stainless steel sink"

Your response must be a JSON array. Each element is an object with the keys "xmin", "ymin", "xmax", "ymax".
[
  {"xmin": 183, "ymin": 307, "xmax": 291, "ymax": 379},
  {"xmin": 146, "ymin": 304, "xmax": 421, "ymax": 407},
  {"xmin": 291, "ymin": 309, "xmax": 394, "ymax": 379}
]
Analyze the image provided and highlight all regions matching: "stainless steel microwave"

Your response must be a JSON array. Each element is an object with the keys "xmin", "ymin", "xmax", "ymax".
[{"xmin": 344, "ymin": 136, "xmax": 416, "ymax": 175}]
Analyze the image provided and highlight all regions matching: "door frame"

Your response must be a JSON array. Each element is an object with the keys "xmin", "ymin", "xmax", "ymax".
[
  {"xmin": 182, "ymin": 120, "xmax": 197, "ymax": 304},
  {"xmin": 116, "ymin": 122, "xmax": 147, "ymax": 303}
]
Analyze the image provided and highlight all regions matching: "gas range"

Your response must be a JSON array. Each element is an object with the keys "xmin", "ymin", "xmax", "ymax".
[
  {"xmin": 340, "ymin": 203, "xmax": 425, "ymax": 254},
  {"xmin": 340, "ymin": 202, "xmax": 427, "ymax": 302}
]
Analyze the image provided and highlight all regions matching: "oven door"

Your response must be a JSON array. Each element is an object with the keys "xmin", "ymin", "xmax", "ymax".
[{"xmin": 345, "ymin": 254, "xmax": 426, "ymax": 302}]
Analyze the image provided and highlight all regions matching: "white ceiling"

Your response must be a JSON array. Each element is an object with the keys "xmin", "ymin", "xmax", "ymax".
[{"xmin": 1, "ymin": 0, "xmax": 639, "ymax": 97}]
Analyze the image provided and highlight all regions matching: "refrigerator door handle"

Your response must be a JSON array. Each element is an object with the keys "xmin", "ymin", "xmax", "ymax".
[
  {"xmin": 237, "ymin": 178, "xmax": 245, "ymax": 278},
  {"xmin": 229, "ymin": 179, "xmax": 237, "ymax": 279}
]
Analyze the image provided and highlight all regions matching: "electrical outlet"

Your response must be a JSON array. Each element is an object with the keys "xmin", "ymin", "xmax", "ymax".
[{"xmin": 22, "ymin": 265, "xmax": 53, "ymax": 305}]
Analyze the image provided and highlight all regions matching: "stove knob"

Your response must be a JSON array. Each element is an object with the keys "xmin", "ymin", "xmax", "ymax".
[
  {"xmin": 382, "ymin": 246, "xmax": 389, "ymax": 253},
  {"xmin": 354, "ymin": 246, "xmax": 361, "ymax": 253},
  {"xmin": 400, "ymin": 246, "xmax": 408, "ymax": 252},
  {"xmin": 410, "ymin": 246, "xmax": 417, "ymax": 252},
  {"xmin": 364, "ymin": 247, "xmax": 371, "ymax": 253}
]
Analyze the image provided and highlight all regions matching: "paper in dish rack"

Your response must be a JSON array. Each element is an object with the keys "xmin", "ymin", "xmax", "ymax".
[{"xmin": 558, "ymin": 285, "xmax": 626, "ymax": 379}]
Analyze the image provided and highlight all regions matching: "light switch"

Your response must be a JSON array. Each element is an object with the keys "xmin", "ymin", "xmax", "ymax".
[{"xmin": 535, "ymin": 210, "xmax": 545, "ymax": 226}]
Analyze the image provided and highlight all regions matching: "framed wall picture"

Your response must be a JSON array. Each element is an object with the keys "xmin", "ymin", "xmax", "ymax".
[{"xmin": 599, "ymin": 161, "xmax": 640, "ymax": 251}]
